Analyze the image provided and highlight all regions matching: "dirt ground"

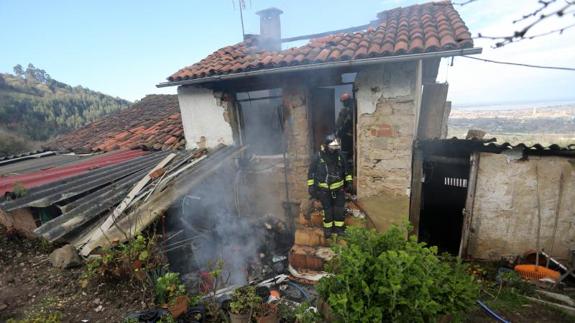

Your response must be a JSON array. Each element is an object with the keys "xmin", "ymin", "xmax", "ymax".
[
  {"xmin": 2, "ymin": 224, "xmax": 575, "ymax": 323},
  {"xmin": 0, "ymin": 226, "xmax": 153, "ymax": 322}
]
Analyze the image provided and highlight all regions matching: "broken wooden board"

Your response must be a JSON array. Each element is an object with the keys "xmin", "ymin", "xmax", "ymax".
[{"xmin": 77, "ymin": 145, "xmax": 245, "ymax": 255}]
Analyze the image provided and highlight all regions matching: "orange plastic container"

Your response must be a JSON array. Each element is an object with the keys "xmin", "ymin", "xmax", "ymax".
[{"xmin": 514, "ymin": 264, "xmax": 561, "ymax": 282}]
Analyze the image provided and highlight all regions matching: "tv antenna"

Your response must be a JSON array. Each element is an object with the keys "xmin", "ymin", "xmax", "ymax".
[{"xmin": 232, "ymin": 0, "xmax": 251, "ymax": 38}]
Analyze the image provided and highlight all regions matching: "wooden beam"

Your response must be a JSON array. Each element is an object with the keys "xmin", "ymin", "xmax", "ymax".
[
  {"xmin": 426, "ymin": 155, "xmax": 468, "ymax": 165},
  {"xmin": 458, "ymin": 152, "xmax": 480, "ymax": 258},
  {"xmin": 417, "ymin": 83, "xmax": 449, "ymax": 139},
  {"xmin": 409, "ymin": 148, "xmax": 424, "ymax": 237}
]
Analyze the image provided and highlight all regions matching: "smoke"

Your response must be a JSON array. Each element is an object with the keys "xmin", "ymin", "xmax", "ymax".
[{"xmin": 165, "ymin": 154, "xmax": 292, "ymax": 287}]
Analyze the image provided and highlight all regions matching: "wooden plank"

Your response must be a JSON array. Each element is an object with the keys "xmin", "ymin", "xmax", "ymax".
[
  {"xmin": 441, "ymin": 101, "xmax": 451, "ymax": 139},
  {"xmin": 458, "ymin": 152, "xmax": 480, "ymax": 258},
  {"xmin": 101, "ymin": 153, "xmax": 176, "ymax": 232},
  {"xmin": 417, "ymin": 83, "xmax": 449, "ymax": 139},
  {"xmin": 77, "ymin": 146, "xmax": 245, "ymax": 255},
  {"xmin": 409, "ymin": 148, "xmax": 424, "ymax": 237},
  {"xmin": 77, "ymin": 153, "xmax": 176, "ymax": 255}
]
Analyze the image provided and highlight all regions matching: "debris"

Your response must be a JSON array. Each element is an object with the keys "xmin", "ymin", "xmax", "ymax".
[
  {"xmin": 476, "ymin": 300, "xmax": 510, "ymax": 323},
  {"xmin": 525, "ymin": 296, "xmax": 575, "ymax": 316},
  {"xmin": 536, "ymin": 290, "xmax": 575, "ymax": 306},
  {"xmin": 95, "ymin": 305, "xmax": 104, "ymax": 312},
  {"xmin": 49, "ymin": 244, "xmax": 82, "ymax": 269},
  {"xmin": 0, "ymin": 302, "xmax": 8, "ymax": 311}
]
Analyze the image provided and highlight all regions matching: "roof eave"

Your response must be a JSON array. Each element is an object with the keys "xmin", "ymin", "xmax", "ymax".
[{"xmin": 157, "ymin": 47, "xmax": 482, "ymax": 88}]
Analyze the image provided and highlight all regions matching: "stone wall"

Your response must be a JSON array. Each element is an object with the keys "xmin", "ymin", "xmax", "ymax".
[
  {"xmin": 177, "ymin": 86, "xmax": 235, "ymax": 149},
  {"xmin": 355, "ymin": 62, "xmax": 418, "ymax": 199},
  {"xmin": 282, "ymin": 78, "xmax": 312, "ymax": 207},
  {"xmin": 468, "ymin": 153, "xmax": 575, "ymax": 261}
]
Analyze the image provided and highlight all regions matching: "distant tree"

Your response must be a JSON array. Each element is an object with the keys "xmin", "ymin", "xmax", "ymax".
[{"xmin": 13, "ymin": 64, "xmax": 24, "ymax": 77}]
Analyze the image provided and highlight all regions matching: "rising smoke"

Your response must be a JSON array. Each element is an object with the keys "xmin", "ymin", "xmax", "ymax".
[{"xmin": 165, "ymin": 154, "xmax": 292, "ymax": 288}]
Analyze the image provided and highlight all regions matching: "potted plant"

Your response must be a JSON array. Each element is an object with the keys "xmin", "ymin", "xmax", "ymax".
[
  {"xmin": 255, "ymin": 303, "xmax": 279, "ymax": 323},
  {"xmin": 229, "ymin": 286, "xmax": 262, "ymax": 323},
  {"xmin": 155, "ymin": 272, "xmax": 189, "ymax": 319}
]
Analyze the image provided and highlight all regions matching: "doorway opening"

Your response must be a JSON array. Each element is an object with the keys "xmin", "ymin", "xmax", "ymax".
[
  {"xmin": 309, "ymin": 73, "xmax": 357, "ymax": 181},
  {"xmin": 418, "ymin": 157, "xmax": 470, "ymax": 255}
]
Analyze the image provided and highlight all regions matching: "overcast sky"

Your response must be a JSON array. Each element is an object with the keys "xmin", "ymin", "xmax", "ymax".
[{"xmin": 0, "ymin": 0, "xmax": 573, "ymax": 105}]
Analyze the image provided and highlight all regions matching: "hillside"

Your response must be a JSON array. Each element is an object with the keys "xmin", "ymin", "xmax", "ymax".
[
  {"xmin": 0, "ymin": 64, "xmax": 130, "ymax": 155},
  {"xmin": 448, "ymin": 103, "xmax": 575, "ymax": 146}
]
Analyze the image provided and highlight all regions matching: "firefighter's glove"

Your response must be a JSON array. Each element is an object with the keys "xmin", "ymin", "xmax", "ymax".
[
  {"xmin": 345, "ymin": 181, "xmax": 353, "ymax": 193},
  {"xmin": 308, "ymin": 186, "xmax": 316, "ymax": 198}
]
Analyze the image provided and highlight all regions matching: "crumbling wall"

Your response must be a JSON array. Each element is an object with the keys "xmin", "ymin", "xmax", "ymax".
[
  {"xmin": 282, "ymin": 78, "xmax": 312, "ymax": 207},
  {"xmin": 177, "ymin": 86, "xmax": 234, "ymax": 149},
  {"xmin": 468, "ymin": 153, "xmax": 575, "ymax": 261},
  {"xmin": 354, "ymin": 62, "xmax": 419, "ymax": 230},
  {"xmin": 356, "ymin": 62, "xmax": 418, "ymax": 198}
]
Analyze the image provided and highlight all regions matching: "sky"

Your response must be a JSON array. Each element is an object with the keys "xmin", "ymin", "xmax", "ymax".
[{"xmin": 0, "ymin": 0, "xmax": 574, "ymax": 105}]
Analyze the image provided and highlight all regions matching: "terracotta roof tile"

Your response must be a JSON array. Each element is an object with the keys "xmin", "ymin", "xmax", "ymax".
[
  {"xmin": 47, "ymin": 95, "xmax": 185, "ymax": 153},
  {"xmin": 167, "ymin": 1, "xmax": 474, "ymax": 82}
]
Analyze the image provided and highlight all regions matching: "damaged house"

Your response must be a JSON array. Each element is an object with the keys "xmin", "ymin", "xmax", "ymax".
[
  {"xmin": 1, "ymin": 0, "xmax": 572, "ymax": 285},
  {"xmin": 157, "ymin": 2, "xmax": 488, "ymax": 274}
]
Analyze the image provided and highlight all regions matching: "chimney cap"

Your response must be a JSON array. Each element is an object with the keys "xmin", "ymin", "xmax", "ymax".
[{"xmin": 256, "ymin": 7, "xmax": 283, "ymax": 17}]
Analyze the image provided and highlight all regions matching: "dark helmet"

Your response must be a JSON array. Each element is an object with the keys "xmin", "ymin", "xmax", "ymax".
[{"xmin": 323, "ymin": 134, "xmax": 341, "ymax": 152}]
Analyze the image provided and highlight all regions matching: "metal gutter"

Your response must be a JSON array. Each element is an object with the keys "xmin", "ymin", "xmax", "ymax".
[{"xmin": 157, "ymin": 47, "xmax": 482, "ymax": 88}]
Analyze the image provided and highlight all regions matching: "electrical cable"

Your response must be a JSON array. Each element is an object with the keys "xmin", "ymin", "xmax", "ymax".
[{"xmin": 462, "ymin": 56, "xmax": 575, "ymax": 71}]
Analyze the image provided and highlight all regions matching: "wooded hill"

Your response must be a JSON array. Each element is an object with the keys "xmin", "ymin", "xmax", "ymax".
[{"xmin": 0, "ymin": 64, "xmax": 130, "ymax": 155}]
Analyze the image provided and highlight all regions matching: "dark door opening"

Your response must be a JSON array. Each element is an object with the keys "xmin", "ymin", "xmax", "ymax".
[
  {"xmin": 418, "ymin": 158, "xmax": 470, "ymax": 255},
  {"xmin": 310, "ymin": 80, "xmax": 356, "ymax": 182},
  {"xmin": 310, "ymin": 88, "xmax": 336, "ymax": 151}
]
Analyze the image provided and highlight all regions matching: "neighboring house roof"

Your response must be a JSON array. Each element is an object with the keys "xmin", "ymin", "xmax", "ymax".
[
  {"xmin": 48, "ymin": 95, "xmax": 185, "ymax": 152},
  {"xmin": 165, "ymin": 1, "xmax": 474, "ymax": 84}
]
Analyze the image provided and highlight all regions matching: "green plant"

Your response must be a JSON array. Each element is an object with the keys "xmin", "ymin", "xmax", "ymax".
[
  {"xmin": 317, "ymin": 226, "xmax": 480, "ymax": 322},
  {"xmin": 7, "ymin": 312, "xmax": 62, "ymax": 323},
  {"xmin": 229, "ymin": 286, "xmax": 262, "ymax": 315},
  {"xmin": 80, "ymin": 233, "xmax": 164, "ymax": 286},
  {"xmin": 155, "ymin": 272, "xmax": 187, "ymax": 305},
  {"xmin": 294, "ymin": 302, "xmax": 321, "ymax": 323},
  {"xmin": 12, "ymin": 182, "xmax": 28, "ymax": 197}
]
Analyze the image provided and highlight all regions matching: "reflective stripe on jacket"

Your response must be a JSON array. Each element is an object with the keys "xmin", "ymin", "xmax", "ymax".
[{"xmin": 307, "ymin": 151, "xmax": 352, "ymax": 191}]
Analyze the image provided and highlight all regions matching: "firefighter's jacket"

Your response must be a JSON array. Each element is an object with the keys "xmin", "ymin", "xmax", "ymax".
[{"xmin": 307, "ymin": 151, "xmax": 352, "ymax": 191}]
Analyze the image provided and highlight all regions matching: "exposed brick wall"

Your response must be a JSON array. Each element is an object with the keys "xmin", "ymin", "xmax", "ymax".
[
  {"xmin": 356, "ymin": 62, "xmax": 418, "ymax": 199},
  {"xmin": 282, "ymin": 79, "xmax": 312, "ymax": 207}
]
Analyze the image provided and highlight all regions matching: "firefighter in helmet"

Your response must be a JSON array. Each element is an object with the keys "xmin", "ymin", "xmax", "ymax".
[
  {"xmin": 336, "ymin": 92, "xmax": 354, "ymax": 161},
  {"xmin": 307, "ymin": 134, "xmax": 353, "ymax": 237}
]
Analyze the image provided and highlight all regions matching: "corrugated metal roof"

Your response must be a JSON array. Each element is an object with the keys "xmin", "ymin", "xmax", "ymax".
[
  {"xmin": 0, "ymin": 154, "xmax": 85, "ymax": 177},
  {"xmin": 419, "ymin": 138, "xmax": 575, "ymax": 157},
  {"xmin": 0, "ymin": 148, "xmax": 204, "ymax": 244},
  {"xmin": 0, "ymin": 150, "xmax": 146, "ymax": 196}
]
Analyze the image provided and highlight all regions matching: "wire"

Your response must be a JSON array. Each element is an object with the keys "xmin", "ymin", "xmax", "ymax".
[{"xmin": 462, "ymin": 56, "xmax": 575, "ymax": 71}]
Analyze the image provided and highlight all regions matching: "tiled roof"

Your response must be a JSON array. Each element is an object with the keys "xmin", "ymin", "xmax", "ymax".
[
  {"xmin": 167, "ymin": 1, "xmax": 473, "ymax": 82},
  {"xmin": 48, "ymin": 95, "xmax": 185, "ymax": 152}
]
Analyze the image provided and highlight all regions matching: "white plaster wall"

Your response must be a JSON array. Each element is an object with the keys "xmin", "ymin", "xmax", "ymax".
[
  {"xmin": 177, "ymin": 86, "xmax": 234, "ymax": 150},
  {"xmin": 469, "ymin": 153, "xmax": 575, "ymax": 261}
]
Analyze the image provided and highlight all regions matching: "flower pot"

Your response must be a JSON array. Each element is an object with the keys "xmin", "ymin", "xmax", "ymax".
[
  {"xmin": 229, "ymin": 311, "xmax": 251, "ymax": 323},
  {"xmin": 168, "ymin": 295, "xmax": 189, "ymax": 319},
  {"xmin": 256, "ymin": 303, "xmax": 279, "ymax": 323}
]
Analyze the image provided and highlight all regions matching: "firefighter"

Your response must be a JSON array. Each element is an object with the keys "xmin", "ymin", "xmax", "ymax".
[
  {"xmin": 307, "ymin": 134, "xmax": 353, "ymax": 237},
  {"xmin": 336, "ymin": 92, "xmax": 353, "ymax": 161}
]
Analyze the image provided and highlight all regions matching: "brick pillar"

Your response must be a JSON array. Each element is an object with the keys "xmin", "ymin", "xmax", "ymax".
[{"xmin": 282, "ymin": 79, "xmax": 311, "ymax": 207}]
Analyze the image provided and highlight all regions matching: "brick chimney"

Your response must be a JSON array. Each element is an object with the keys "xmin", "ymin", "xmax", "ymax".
[{"xmin": 255, "ymin": 7, "xmax": 283, "ymax": 51}]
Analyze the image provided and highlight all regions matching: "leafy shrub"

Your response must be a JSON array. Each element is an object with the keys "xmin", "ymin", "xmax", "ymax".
[
  {"xmin": 81, "ymin": 234, "xmax": 164, "ymax": 285},
  {"xmin": 155, "ymin": 272, "xmax": 187, "ymax": 305},
  {"xmin": 7, "ymin": 312, "xmax": 62, "ymax": 323},
  {"xmin": 229, "ymin": 286, "xmax": 262, "ymax": 315},
  {"xmin": 317, "ymin": 226, "xmax": 479, "ymax": 322}
]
